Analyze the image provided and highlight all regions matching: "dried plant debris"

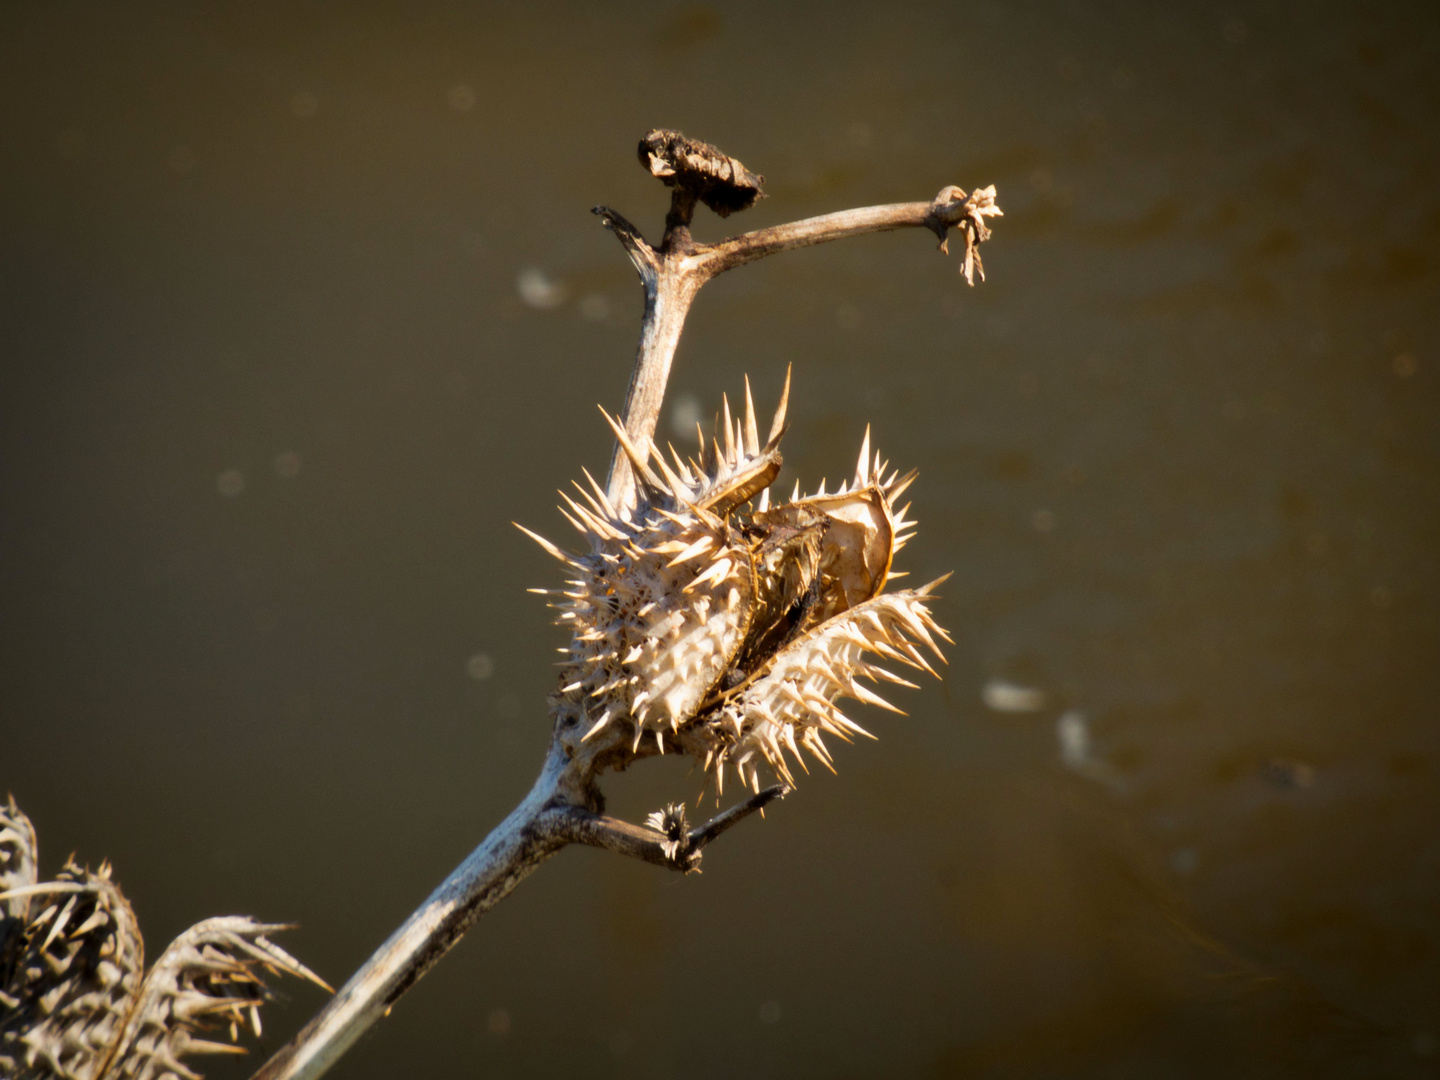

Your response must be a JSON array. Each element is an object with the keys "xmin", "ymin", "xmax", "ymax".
[
  {"xmin": 643, "ymin": 805, "xmax": 690, "ymax": 864},
  {"xmin": 1, "ymin": 803, "xmax": 37, "ymax": 922},
  {"xmin": 927, "ymin": 184, "xmax": 1004, "ymax": 285},
  {"xmin": 520, "ymin": 370, "xmax": 950, "ymax": 796},
  {"xmin": 638, "ymin": 128, "xmax": 765, "ymax": 217},
  {"xmin": 0, "ymin": 796, "xmax": 328, "ymax": 1080}
]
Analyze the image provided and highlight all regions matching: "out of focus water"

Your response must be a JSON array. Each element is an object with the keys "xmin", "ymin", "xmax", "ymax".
[{"xmin": 2, "ymin": 2, "xmax": 1437, "ymax": 1077}]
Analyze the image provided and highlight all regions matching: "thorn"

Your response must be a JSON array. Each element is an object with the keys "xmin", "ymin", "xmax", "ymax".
[
  {"xmin": 888, "ymin": 469, "xmax": 918, "ymax": 504},
  {"xmin": 514, "ymin": 523, "xmax": 579, "ymax": 566},
  {"xmin": 580, "ymin": 466, "xmax": 621, "ymax": 521},
  {"xmin": 556, "ymin": 505, "xmax": 588, "ymax": 536},
  {"xmin": 668, "ymin": 443, "xmax": 696, "ymax": 486},
  {"xmin": 183, "ymin": 1039, "xmax": 250, "ymax": 1057},
  {"xmin": 649, "ymin": 448, "xmax": 688, "ymax": 498},
  {"xmin": 743, "ymin": 376, "xmax": 760, "ymax": 455},
  {"xmin": 571, "ymin": 481, "xmax": 619, "ymax": 534},
  {"xmin": 666, "ymin": 534, "xmax": 717, "ymax": 567},
  {"xmin": 597, "ymin": 406, "xmax": 667, "ymax": 495},
  {"xmin": 722, "ymin": 394, "xmax": 735, "ymax": 462},
  {"xmin": 768, "ymin": 364, "xmax": 792, "ymax": 443},
  {"xmin": 856, "ymin": 426, "xmax": 872, "ymax": 485},
  {"xmin": 920, "ymin": 571, "xmax": 954, "ymax": 594},
  {"xmin": 850, "ymin": 680, "xmax": 905, "ymax": 715}
]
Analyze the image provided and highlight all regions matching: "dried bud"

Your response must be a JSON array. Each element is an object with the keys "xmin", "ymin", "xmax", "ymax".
[
  {"xmin": 521, "ymin": 370, "xmax": 950, "ymax": 797},
  {"xmin": 928, "ymin": 184, "xmax": 1004, "ymax": 285},
  {"xmin": 637, "ymin": 129, "xmax": 765, "ymax": 217},
  {"xmin": 643, "ymin": 804, "xmax": 690, "ymax": 863}
]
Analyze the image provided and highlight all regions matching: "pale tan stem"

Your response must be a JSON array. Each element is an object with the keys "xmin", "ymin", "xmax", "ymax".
[
  {"xmin": 247, "ymin": 744, "xmax": 779, "ymax": 1080},
  {"xmin": 603, "ymin": 258, "xmax": 704, "ymax": 511},
  {"xmin": 699, "ymin": 201, "xmax": 941, "ymax": 272},
  {"xmin": 600, "ymin": 190, "xmax": 978, "ymax": 510},
  {"xmin": 248, "ymin": 743, "xmax": 575, "ymax": 1080},
  {"xmin": 247, "ymin": 162, "xmax": 996, "ymax": 1080},
  {"xmin": 563, "ymin": 784, "xmax": 788, "ymax": 871}
]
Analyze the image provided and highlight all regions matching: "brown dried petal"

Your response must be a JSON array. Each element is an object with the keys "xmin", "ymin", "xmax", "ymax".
[
  {"xmin": 794, "ymin": 488, "xmax": 895, "ymax": 621},
  {"xmin": 637, "ymin": 129, "xmax": 765, "ymax": 217}
]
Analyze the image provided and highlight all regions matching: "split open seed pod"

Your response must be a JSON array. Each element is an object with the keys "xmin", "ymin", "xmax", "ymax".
[
  {"xmin": 0, "ymin": 797, "xmax": 328, "ymax": 1080},
  {"xmin": 521, "ymin": 370, "xmax": 950, "ymax": 796}
]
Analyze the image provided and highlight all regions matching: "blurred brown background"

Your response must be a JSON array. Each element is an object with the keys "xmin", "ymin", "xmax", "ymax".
[{"xmin": 2, "ymin": 2, "xmax": 1437, "ymax": 1077}]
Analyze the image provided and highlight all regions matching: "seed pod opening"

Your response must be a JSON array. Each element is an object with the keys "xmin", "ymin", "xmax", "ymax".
[{"xmin": 522, "ymin": 370, "xmax": 949, "ymax": 788}]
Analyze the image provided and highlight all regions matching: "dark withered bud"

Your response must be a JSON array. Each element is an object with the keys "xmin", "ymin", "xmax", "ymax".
[{"xmin": 638, "ymin": 129, "xmax": 765, "ymax": 217}]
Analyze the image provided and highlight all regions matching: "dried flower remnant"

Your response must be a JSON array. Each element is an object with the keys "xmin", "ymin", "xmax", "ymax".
[
  {"xmin": 521, "ymin": 370, "xmax": 950, "ymax": 796},
  {"xmin": 637, "ymin": 129, "xmax": 765, "ymax": 217},
  {"xmin": 927, "ymin": 185, "xmax": 1004, "ymax": 285},
  {"xmin": 643, "ymin": 805, "xmax": 690, "ymax": 865},
  {"xmin": 0, "ymin": 797, "xmax": 327, "ymax": 1080}
]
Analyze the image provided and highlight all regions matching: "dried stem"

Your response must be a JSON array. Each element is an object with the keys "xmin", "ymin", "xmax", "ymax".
[
  {"xmin": 247, "ymin": 743, "xmax": 574, "ymax": 1080},
  {"xmin": 601, "ymin": 183, "xmax": 999, "ymax": 510},
  {"xmin": 564, "ymin": 785, "xmax": 789, "ymax": 872},
  {"xmin": 247, "ymin": 134, "xmax": 998, "ymax": 1080}
]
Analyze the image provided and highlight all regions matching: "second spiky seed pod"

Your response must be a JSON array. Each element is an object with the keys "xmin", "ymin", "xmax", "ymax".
[{"xmin": 0, "ymin": 797, "xmax": 327, "ymax": 1080}]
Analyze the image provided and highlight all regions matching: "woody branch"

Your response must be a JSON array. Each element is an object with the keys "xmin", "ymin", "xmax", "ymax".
[
  {"xmin": 600, "ymin": 134, "xmax": 999, "ymax": 509},
  {"xmin": 247, "ymin": 128, "xmax": 998, "ymax": 1080}
]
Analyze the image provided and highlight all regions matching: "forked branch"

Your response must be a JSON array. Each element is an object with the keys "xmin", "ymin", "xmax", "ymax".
[
  {"xmin": 600, "ymin": 132, "xmax": 1000, "ymax": 509},
  {"xmin": 247, "ymin": 129, "xmax": 998, "ymax": 1080}
]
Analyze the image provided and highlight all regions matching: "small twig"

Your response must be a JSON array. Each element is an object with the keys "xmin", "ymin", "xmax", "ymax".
[
  {"xmin": 592, "ymin": 206, "xmax": 658, "ymax": 282},
  {"xmin": 600, "ymin": 177, "xmax": 1000, "ymax": 511},
  {"xmin": 702, "ymin": 201, "xmax": 939, "ymax": 271},
  {"xmin": 562, "ymin": 785, "xmax": 789, "ymax": 873},
  {"xmin": 686, "ymin": 783, "xmax": 789, "ymax": 847}
]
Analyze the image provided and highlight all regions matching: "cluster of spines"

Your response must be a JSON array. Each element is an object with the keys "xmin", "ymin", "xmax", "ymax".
[
  {"xmin": 519, "ymin": 372, "xmax": 951, "ymax": 790},
  {"xmin": 519, "ymin": 374, "xmax": 794, "ymax": 751},
  {"xmin": 523, "ymin": 503, "xmax": 753, "ymax": 751},
  {"xmin": 106, "ymin": 917, "xmax": 325, "ymax": 1080},
  {"xmin": 708, "ymin": 579, "xmax": 951, "ymax": 795},
  {"xmin": 605, "ymin": 371, "xmax": 791, "ymax": 517},
  {"xmin": 0, "ymin": 852, "xmax": 143, "ymax": 1080},
  {"xmin": 0, "ymin": 797, "xmax": 327, "ymax": 1080},
  {"xmin": 804, "ymin": 425, "xmax": 920, "ymax": 558}
]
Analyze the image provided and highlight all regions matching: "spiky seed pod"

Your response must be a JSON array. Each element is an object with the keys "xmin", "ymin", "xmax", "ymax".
[
  {"xmin": 0, "ymin": 856, "xmax": 144, "ymax": 1080},
  {"xmin": 521, "ymin": 370, "xmax": 951, "ymax": 792},
  {"xmin": 105, "ymin": 918, "xmax": 326, "ymax": 1080},
  {"xmin": 0, "ymin": 798, "xmax": 327, "ymax": 1080}
]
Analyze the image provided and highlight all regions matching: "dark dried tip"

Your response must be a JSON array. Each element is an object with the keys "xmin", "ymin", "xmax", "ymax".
[{"xmin": 638, "ymin": 128, "xmax": 765, "ymax": 217}]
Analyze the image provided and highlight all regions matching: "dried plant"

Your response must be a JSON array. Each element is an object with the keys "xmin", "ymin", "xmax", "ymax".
[
  {"xmin": 5, "ymin": 129, "xmax": 1000, "ymax": 1080},
  {"xmin": 523, "ymin": 379, "xmax": 950, "ymax": 794},
  {"xmin": 0, "ymin": 797, "xmax": 327, "ymax": 1080},
  {"xmin": 246, "ymin": 129, "xmax": 999, "ymax": 1080}
]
